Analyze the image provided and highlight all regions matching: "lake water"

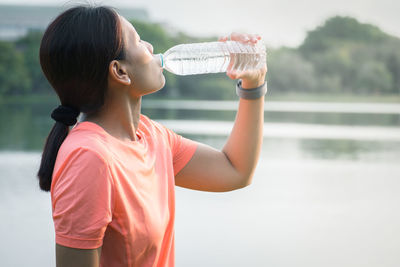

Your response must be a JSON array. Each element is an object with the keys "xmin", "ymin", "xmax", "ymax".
[{"xmin": 0, "ymin": 100, "xmax": 399, "ymax": 267}]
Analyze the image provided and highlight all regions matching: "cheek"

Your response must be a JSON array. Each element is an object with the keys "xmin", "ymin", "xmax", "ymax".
[
  {"xmin": 131, "ymin": 48, "xmax": 153, "ymax": 65},
  {"xmin": 128, "ymin": 49, "xmax": 162, "ymax": 91},
  {"xmin": 132, "ymin": 63, "xmax": 160, "ymax": 89},
  {"xmin": 129, "ymin": 56, "xmax": 150, "ymax": 78},
  {"xmin": 130, "ymin": 52, "xmax": 153, "ymax": 79},
  {"xmin": 133, "ymin": 61, "xmax": 152, "ymax": 77}
]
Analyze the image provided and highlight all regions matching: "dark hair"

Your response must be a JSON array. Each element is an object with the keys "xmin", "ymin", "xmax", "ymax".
[{"xmin": 37, "ymin": 5, "xmax": 125, "ymax": 191}]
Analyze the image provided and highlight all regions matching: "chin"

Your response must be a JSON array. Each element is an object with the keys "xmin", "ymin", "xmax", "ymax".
[
  {"xmin": 143, "ymin": 83, "xmax": 165, "ymax": 96},
  {"xmin": 155, "ymin": 75, "xmax": 166, "ymax": 92},
  {"xmin": 140, "ymin": 74, "xmax": 165, "ymax": 96}
]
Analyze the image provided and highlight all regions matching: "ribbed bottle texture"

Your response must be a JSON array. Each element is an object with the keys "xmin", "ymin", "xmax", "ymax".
[{"xmin": 160, "ymin": 41, "xmax": 266, "ymax": 75}]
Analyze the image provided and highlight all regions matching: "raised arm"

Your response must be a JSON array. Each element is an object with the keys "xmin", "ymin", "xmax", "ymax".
[{"xmin": 175, "ymin": 32, "xmax": 267, "ymax": 192}]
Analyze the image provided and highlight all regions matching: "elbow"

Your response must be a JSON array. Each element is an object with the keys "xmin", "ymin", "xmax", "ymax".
[
  {"xmin": 220, "ymin": 172, "xmax": 253, "ymax": 192},
  {"xmin": 235, "ymin": 172, "xmax": 254, "ymax": 190},
  {"xmin": 241, "ymin": 177, "xmax": 253, "ymax": 189}
]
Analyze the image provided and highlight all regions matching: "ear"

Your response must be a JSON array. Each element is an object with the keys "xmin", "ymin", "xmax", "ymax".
[{"xmin": 108, "ymin": 60, "xmax": 131, "ymax": 85}]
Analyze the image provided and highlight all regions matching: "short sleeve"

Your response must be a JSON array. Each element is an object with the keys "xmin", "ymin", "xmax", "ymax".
[
  {"xmin": 51, "ymin": 148, "xmax": 114, "ymax": 249},
  {"xmin": 156, "ymin": 122, "xmax": 198, "ymax": 176}
]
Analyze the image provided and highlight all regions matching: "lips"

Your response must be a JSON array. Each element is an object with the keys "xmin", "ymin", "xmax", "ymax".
[{"xmin": 153, "ymin": 54, "xmax": 163, "ymax": 68}]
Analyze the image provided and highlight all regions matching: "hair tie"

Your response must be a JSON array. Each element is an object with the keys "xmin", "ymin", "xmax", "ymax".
[{"xmin": 51, "ymin": 105, "xmax": 80, "ymax": 126}]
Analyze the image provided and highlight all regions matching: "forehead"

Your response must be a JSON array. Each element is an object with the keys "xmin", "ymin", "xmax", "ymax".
[{"xmin": 119, "ymin": 15, "xmax": 138, "ymax": 42}]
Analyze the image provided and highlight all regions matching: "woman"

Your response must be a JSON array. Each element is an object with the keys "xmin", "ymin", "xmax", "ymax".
[{"xmin": 37, "ymin": 5, "xmax": 267, "ymax": 267}]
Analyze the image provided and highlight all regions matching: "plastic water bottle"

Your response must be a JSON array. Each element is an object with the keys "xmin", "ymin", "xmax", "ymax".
[{"xmin": 156, "ymin": 41, "xmax": 266, "ymax": 76}]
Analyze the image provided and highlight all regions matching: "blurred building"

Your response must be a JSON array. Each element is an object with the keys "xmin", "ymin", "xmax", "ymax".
[{"xmin": 0, "ymin": 4, "xmax": 149, "ymax": 41}]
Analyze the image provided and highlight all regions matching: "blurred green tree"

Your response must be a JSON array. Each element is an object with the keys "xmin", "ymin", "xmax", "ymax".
[
  {"xmin": 0, "ymin": 41, "xmax": 31, "ymax": 95},
  {"xmin": 15, "ymin": 30, "xmax": 51, "ymax": 93},
  {"xmin": 177, "ymin": 74, "xmax": 236, "ymax": 100},
  {"xmin": 298, "ymin": 16, "xmax": 399, "ymax": 95},
  {"xmin": 354, "ymin": 61, "xmax": 393, "ymax": 94},
  {"xmin": 268, "ymin": 48, "xmax": 317, "ymax": 93},
  {"xmin": 300, "ymin": 16, "xmax": 388, "ymax": 56}
]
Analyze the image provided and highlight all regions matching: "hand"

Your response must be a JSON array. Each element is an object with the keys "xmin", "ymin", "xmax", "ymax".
[{"xmin": 218, "ymin": 32, "xmax": 267, "ymax": 89}]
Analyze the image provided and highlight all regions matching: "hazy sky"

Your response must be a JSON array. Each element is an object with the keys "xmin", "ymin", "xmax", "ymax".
[{"xmin": 1, "ymin": 0, "xmax": 399, "ymax": 47}]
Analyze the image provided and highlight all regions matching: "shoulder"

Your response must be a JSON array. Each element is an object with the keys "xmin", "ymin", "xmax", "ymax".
[
  {"xmin": 61, "ymin": 122, "xmax": 111, "ymax": 157},
  {"xmin": 139, "ymin": 114, "xmax": 172, "ymax": 140},
  {"xmin": 54, "ymin": 122, "xmax": 112, "ymax": 174},
  {"xmin": 140, "ymin": 114, "xmax": 198, "ymax": 155},
  {"xmin": 140, "ymin": 114, "xmax": 165, "ymax": 132},
  {"xmin": 54, "ymin": 146, "xmax": 109, "ymax": 180},
  {"xmin": 51, "ymin": 144, "xmax": 113, "ymax": 196}
]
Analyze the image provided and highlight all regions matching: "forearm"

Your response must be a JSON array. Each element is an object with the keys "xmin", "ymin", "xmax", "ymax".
[{"xmin": 222, "ymin": 93, "xmax": 264, "ymax": 186}]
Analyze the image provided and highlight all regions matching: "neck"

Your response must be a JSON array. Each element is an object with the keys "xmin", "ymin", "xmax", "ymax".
[{"xmin": 82, "ymin": 93, "xmax": 142, "ymax": 142}]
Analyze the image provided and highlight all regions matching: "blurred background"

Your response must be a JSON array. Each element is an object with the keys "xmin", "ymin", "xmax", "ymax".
[{"xmin": 0, "ymin": 0, "xmax": 399, "ymax": 266}]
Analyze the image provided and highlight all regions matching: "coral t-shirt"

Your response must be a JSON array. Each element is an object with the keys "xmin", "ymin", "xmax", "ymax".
[{"xmin": 50, "ymin": 114, "xmax": 198, "ymax": 267}]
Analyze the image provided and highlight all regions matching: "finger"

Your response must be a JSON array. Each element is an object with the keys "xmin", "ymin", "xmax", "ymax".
[
  {"xmin": 226, "ymin": 69, "xmax": 239, "ymax": 80},
  {"xmin": 226, "ymin": 52, "xmax": 235, "ymax": 72},
  {"xmin": 249, "ymin": 34, "xmax": 260, "ymax": 43},
  {"xmin": 230, "ymin": 32, "xmax": 249, "ymax": 43},
  {"xmin": 218, "ymin": 36, "xmax": 228, "ymax": 42},
  {"xmin": 242, "ymin": 34, "xmax": 262, "ymax": 44}
]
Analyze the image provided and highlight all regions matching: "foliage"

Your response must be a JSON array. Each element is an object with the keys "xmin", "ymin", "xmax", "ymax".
[
  {"xmin": 129, "ymin": 19, "xmax": 174, "ymax": 54},
  {"xmin": 176, "ymin": 73, "xmax": 236, "ymax": 100},
  {"xmin": 267, "ymin": 48, "xmax": 317, "ymax": 93},
  {"xmin": 15, "ymin": 30, "xmax": 51, "ymax": 93},
  {"xmin": 0, "ymin": 40, "xmax": 31, "ymax": 94},
  {"xmin": 300, "ymin": 16, "xmax": 389, "ymax": 55},
  {"xmin": 294, "ymin": 16, "xmax": 400, "ymax": 95},
  {"xmin": 353, "ymin": 61, "xmax": 393, "ymax": 94}
]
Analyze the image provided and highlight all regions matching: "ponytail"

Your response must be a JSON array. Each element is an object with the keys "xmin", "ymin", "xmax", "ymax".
[
  {"xmin": 37, "ymin": 122, "xmax": 69, "ymax": 191},
  {"xmin": 37, "ymin": 105, "xmax": 80, "ymax": 191}
]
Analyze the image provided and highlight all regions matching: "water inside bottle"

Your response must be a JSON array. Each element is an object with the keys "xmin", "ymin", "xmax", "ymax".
[
  {"xmin": 163, "ymin": 43, "xmax": 230, "ymax": 75},
  {"xmin": 161, "ymin": 41, "xmax": 266, "ymax": 75}
]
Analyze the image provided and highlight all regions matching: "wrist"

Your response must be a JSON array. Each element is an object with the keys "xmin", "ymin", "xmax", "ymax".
[
  {"xmin": 241, "ymin": 79, "xmax": 265, "ymax": 89},
  {"xmin": 236, "ymin": 80, "xmax": 267, "ymax": 100}
]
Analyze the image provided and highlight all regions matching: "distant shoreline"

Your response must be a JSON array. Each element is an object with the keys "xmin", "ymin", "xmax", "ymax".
[{"xmin": 1, "ymin": 93, "xmax": 399, "ymax": 105}]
